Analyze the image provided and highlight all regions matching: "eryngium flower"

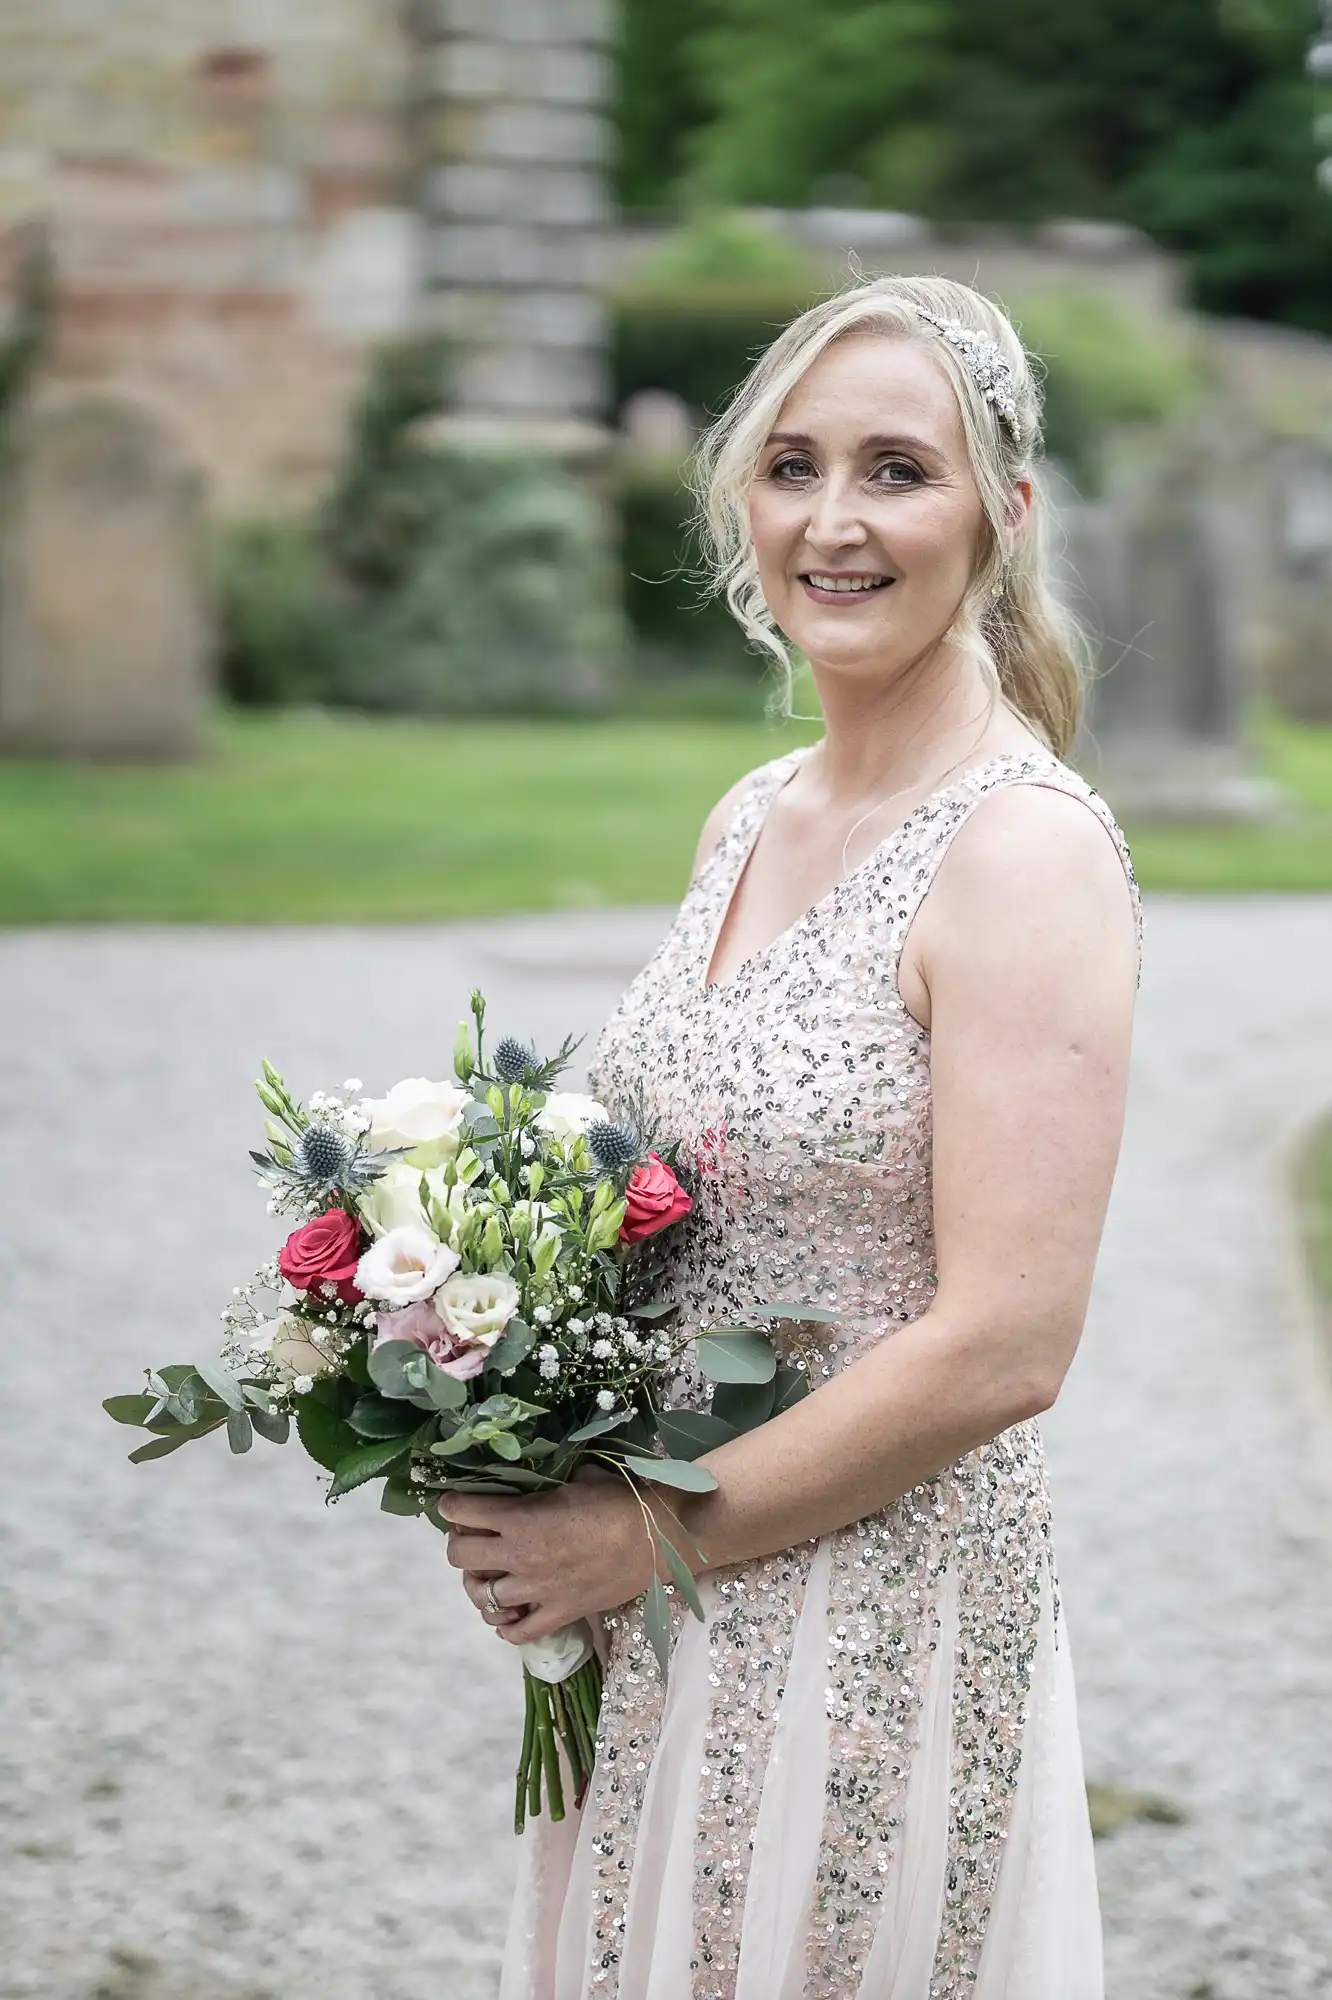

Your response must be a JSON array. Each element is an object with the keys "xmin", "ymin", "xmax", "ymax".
[
  {"xmin": 493, "ymin": 1035, "xmax": 540, "ymax": 1084},
  {"xmin": 587, "ymin": 1120, "xmax": 643, "ymax": 1172},
  {"xmin": 292, "ymin": 1123, "xmax": 354, "ymax": 1184}
]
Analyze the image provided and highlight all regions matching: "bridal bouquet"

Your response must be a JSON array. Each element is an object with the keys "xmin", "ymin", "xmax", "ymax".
[{"xmin": 105, "ymin": 992, "xmax": 818, "ymax": 1830}]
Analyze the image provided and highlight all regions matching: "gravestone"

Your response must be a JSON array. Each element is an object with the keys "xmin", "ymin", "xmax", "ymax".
[
  {"xmin": 0, "ymin": 395, "xmax": 212, "ymax": 758},
  {"xmin": 1257, "ymin": 443, "xmax": 1332, "ymax": 723},
  {"xmin": 1049, "ymin": 447, "xmax": 1278, "ymax": 820}
]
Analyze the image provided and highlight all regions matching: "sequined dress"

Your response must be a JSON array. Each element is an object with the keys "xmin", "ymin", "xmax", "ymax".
[{"xmin": 500, "ymin": 747, "xmax": 1141, "ymax": 2000}]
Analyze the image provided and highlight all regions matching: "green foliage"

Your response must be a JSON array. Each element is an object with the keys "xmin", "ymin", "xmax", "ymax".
[
  {"xmin": 212, "ymin": 519, "xmax": 363, "ymax": 707},
  {"xmin": 681, "ymin": 0, "xmax": 951, "ymax": 212},
  {"xmin": 322, "ymin": 333, "xmax": 453, "ymax": 593},
  {"xmin": 617, "ymin": 0, "xmax": 1332, "ymax": 334},
  {"xmin": 620, "ymin": 456, "xmax": 754, "ymax": 674},
  {"xmin": 1012, "ymin": 288, "xmax": 1204, "ymax": 479},
  {"xmin": 616, "ymin": 0, "xmax": 715, "ymax": 214},
  {"xmin": 629, "ymin": 209, "xmax": 826, "ymax": 293},
  {"xmin": 0, "ymin": 226, "xmax": 53, "ymax": 441},
  {"xmin": 350, "ymin": 450, "xmax": 625, "ymax": 715}
]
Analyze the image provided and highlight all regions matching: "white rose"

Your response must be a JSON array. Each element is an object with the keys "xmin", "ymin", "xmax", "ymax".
[
  {"xmin": 356, "ymin": 1223, "xmax": 460, "ymax": 1305},
  {"xmin": 256, "ymin": 1315, "xmax": 339, "ymax": 1382},
  {"xmin": 361, "ymin": 1078, "xmax": 472, "ymax": 1167},
  {"xmin": 520, "ymin": 1620, "xmax": 596, "ymax": 1685},
  {"xmin": 434, "ymin": 1270, "xmax": 522, "ymax": 1350},
  {"xmin": 536, "ymin": 1092, "xmax": 609, "ymax": 1143}
]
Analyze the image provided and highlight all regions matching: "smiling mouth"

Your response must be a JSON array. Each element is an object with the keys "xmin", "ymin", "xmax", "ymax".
[{"xmin": 800, "ymin": 572, "xmax": 895, "ymax": 597}]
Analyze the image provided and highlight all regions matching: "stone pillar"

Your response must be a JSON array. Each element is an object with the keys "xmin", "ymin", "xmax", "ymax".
[
  {"xmin": 409, "ymin": 0, "xmax": 615, "ymax": 440},
  {"xmin": 0, "ymin": 395, "xmax": 213, "ymax": 758}
]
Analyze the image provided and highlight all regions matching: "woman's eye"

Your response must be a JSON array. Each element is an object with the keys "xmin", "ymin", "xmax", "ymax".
[
  {"xmin": 769, "ymin": 455, "xmax": 815, "ymax": 482},
  {"xmin": 874, "ymin": 459, "xmax": 923, "ymax": 486}
]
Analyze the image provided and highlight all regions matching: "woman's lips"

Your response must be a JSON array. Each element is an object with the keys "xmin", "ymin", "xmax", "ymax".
[{"xmin": 799, "ymin": 574, "xmax": 895, "ymax": 605}]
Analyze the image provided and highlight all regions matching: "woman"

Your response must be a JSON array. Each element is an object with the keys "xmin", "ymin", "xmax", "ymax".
[{"xmin": 441, "ymin": 275, "xmax": 1140, "ymax": 1999}]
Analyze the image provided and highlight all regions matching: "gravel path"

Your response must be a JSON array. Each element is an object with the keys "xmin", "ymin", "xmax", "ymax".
[{"xmin": 2, "ymin": 901, "xmax": 1331, "ymax": 2000}]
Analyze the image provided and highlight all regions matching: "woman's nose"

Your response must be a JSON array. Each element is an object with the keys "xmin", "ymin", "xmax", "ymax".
[{"xmin": 803, "ymin": 479, "xmax": 869, "ymax": 552}]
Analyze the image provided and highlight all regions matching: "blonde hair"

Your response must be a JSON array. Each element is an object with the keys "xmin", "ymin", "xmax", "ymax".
[{"xmin": 688, "ymin": 273, "xmax": 1088, "ymax": 757}]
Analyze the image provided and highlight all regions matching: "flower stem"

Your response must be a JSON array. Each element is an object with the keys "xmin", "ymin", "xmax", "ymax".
[
  {"xmin": 533, "ymin": 1678, "xmax": 565, "ymax": 1821},
  {"xmin": 515, "ymin": 1667, "xmax": 537, "ymax": 1835}
]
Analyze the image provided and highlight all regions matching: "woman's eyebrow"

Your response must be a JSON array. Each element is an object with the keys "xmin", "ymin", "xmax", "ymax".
[{"xmin": 764, "ymin": 429, "xmax": 943, "ymax": 457}]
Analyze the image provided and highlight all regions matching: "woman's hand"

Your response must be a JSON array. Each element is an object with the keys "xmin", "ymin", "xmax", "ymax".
[{"xmin": 438, "ymin": 1471, "xmax": 670, "ymax": 1645}]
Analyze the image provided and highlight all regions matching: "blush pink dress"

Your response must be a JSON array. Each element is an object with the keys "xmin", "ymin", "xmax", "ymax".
[{"xmin": 499, "ymin": 747, "xmax": 1142, "ymax": 2000}]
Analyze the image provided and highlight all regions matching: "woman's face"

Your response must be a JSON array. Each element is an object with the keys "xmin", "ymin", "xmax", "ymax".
[{"xmin": 748, "ymin": 333, "xmax": 989, "ymax": 683}]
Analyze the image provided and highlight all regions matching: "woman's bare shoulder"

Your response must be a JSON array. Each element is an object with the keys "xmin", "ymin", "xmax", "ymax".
[{"xmin": 689, "ymin": 751, "xmax": 804, "ymax": 881}]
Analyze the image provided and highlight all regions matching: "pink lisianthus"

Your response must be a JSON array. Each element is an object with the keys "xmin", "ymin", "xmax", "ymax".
[{"xmin": 373, "ymin": 1300, "xmax": 487, "ymax": 1381}]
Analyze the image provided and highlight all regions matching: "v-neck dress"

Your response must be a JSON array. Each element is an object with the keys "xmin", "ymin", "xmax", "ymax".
[{"xmin": 499, "ymin": 747, "xmax": 1142, "ymax": 2000}]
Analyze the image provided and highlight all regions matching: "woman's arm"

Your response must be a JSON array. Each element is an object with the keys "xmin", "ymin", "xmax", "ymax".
[{"xmin": 442, "ymin": 786, "xmax": 1138, "ymax": 1639}]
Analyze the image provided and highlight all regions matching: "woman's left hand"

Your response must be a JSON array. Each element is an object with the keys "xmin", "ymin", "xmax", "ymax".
[{"xmin": 438, "ymin": 1473, "xmax": 669, "ymax": 1644}]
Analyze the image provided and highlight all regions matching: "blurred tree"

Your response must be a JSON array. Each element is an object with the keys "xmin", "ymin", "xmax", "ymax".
[
  {"xmin": 618, "ymin": 0, "xmax": 1332, "ymax": 331},
  {"xmin": 616, "ymin": 0, "xmax": 717, "ymax": 214}
]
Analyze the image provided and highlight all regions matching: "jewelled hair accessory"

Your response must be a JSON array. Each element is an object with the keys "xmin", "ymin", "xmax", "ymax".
[{"xmin": 914, "ymin": 307, "xmax": 1022, "ymax": 444}]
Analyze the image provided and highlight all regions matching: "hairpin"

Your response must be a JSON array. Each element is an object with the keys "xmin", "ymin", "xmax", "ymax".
[{"xmin": 914, "ymin": 308, "xmax": 1022, "ymax": 444}]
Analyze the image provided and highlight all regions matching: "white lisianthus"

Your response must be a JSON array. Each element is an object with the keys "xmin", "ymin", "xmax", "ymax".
[
  {"xmin": 535, "ymin": 1092, "xmax": 609, "ymax": 1143},
  {"xmin": 520, "ymin": 1620, "xmax": 596, "ymax": 1685},
  {"xmin": 254, "ymin": 1314, "xmax": 339, "ymax": 1382},
  {"xmin": 434, "ymin": 1270, "xmax": 521, "ymax": 1350},
  {"xmin": 357, "ymin": 1162, "xmax": 453, "ymax": 1240},
  {"xmin": 356, "ymin": 1224, "xmax": 460, "ymax": 1305},
  {"xmin": 361, "ymin": 1077, "xmax": 472, "ymax": 1167}
]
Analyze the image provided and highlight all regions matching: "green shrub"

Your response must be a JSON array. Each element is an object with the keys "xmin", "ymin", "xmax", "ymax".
[
  {"xmin": 612, "ymin": 211, "xmax": 824, "ymax": 420},
  {"xmin": 1013, "ymin": 286, "xmax": 1203, "ymax": 483},
  {"xmin": 344, "ymin": 450, "xmax": 625, "ymax": 715},
  {"xmin": 212, "ymin": 519, "xmax": 364, "ymax": 707},
  {"xmin": 322, "ymin": 332, "xmax": 454, "ymax": 593},
  {"xmin": 620, "ymin": 455, "xmax": 754, "ymax": 672}
]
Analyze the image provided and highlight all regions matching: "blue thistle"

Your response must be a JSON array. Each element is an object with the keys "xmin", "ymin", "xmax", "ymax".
[
  {"xmin": 493, "ymin": 1035, "xmax": 540, "ymax": 1084},
  {"xmin": 587, "ymin": 1120, "xmax": 643, "ymax": 1172},
  {"xmin": 292, "ymin": 1123, "xmax": 353, "ymax": 1184}
]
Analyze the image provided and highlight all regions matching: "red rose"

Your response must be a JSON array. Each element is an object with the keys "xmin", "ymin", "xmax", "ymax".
[
  {"xmin": 278, "ymin": 1207, "xmax": 365, "ymax": 1303},
  {"xmin": 620, "ymin": 1153, "xmax": 693, "ymax": 1244}
]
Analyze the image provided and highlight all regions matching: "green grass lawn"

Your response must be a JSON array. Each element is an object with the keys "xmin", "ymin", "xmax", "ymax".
[{"xmin": 2, "ymin": 707, "xmax": 1331, "ymax": 923}]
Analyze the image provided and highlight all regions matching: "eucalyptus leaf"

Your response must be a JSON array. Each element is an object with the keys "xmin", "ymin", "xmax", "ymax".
[
  {"xmin": 328, "ymin": 1433, "xmax": 414, "ymax": 1499},
  {"xmin": 367, "ymin": 1339, "xmax": 435, "ymax": 1407},
  {"xmin": 196, "ymin": 1360, "xmax": 247, "ymax": 1413},
  {"xmin": 655, "ymin": 1409, "xmax": 736, "ymax": 1460},
  {"xmin": 625, "ymin": 1300, "xmax": 678, "ymax": 1322},
  {"xmin": 659, "ymin": 1535, "xmax": 706, "ymax": 1621},
  {"xmin": 772, "ymin": 1365, "xmax": 812, "ymax": 1414},
  {"xmin": 694, "ymin": 1331, "xmax": 777, "ymax": 1386},
  {"xmin": 103, "ymin": 1394, "xmax": 157, "ymax": 1428},
  {"xmin": 156, "ymin": 1365, "xmax": 199, "ymax": 1392},
  {"xmin": 486, "ymin": 1316, "xmax": 536, "ymax": 1376},
  {"xmin": 241, "ymin": 1383, "xmax": 275, "ymax": 1412},
  {"xmin": 423, "ymin": 1364, "xmax": 468, "ymax": 1413},
  {"xmin": 128, "ymin": 1433, "xmax": 191, "ymax": 1464},
  {"xmin": 472, "ymin": 1464, "xmax": 562, "ymax": 1490},
  {"xmin": 248, "ymin": 1406, "xmax": 291, "ymax": 1445},
  {"xmin": 489, "ymin": 1432, "xmax": 522, "ymax": 1462},
  {"xmin": 711, "ymin": 1375, "xmax": 776, "ymax": 1433},
  {"xmin": 567, "ymin": 1407, "xmax": 633, "ymax": 1444},
  {"xmin": 643, "ymin": 1575, "xmax": 673, "ymax": 1678},
  {"xmin": 430, "ymin": 1430, "xmax": 479, "ymax": 1456},
  {"xmin": 622, "ymin": 1454, "xmax": 719, "ymax": 1493},
  {"xmin": 226, "ymin": 1408, "xmax": 254, "ymax": 1455},
  {"xmin": 348, "ymin": 1395, "xmax": 421, "ymax": 1440},
  {"xmin": 747, "ymin": 1302, "xmax": 842, "ymax": 1323}
]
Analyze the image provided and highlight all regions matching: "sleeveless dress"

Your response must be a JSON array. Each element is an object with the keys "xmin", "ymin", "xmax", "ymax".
[{"xmin": 499, "ymin": 747, "xmax": 1142, "ymax": 2000}]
